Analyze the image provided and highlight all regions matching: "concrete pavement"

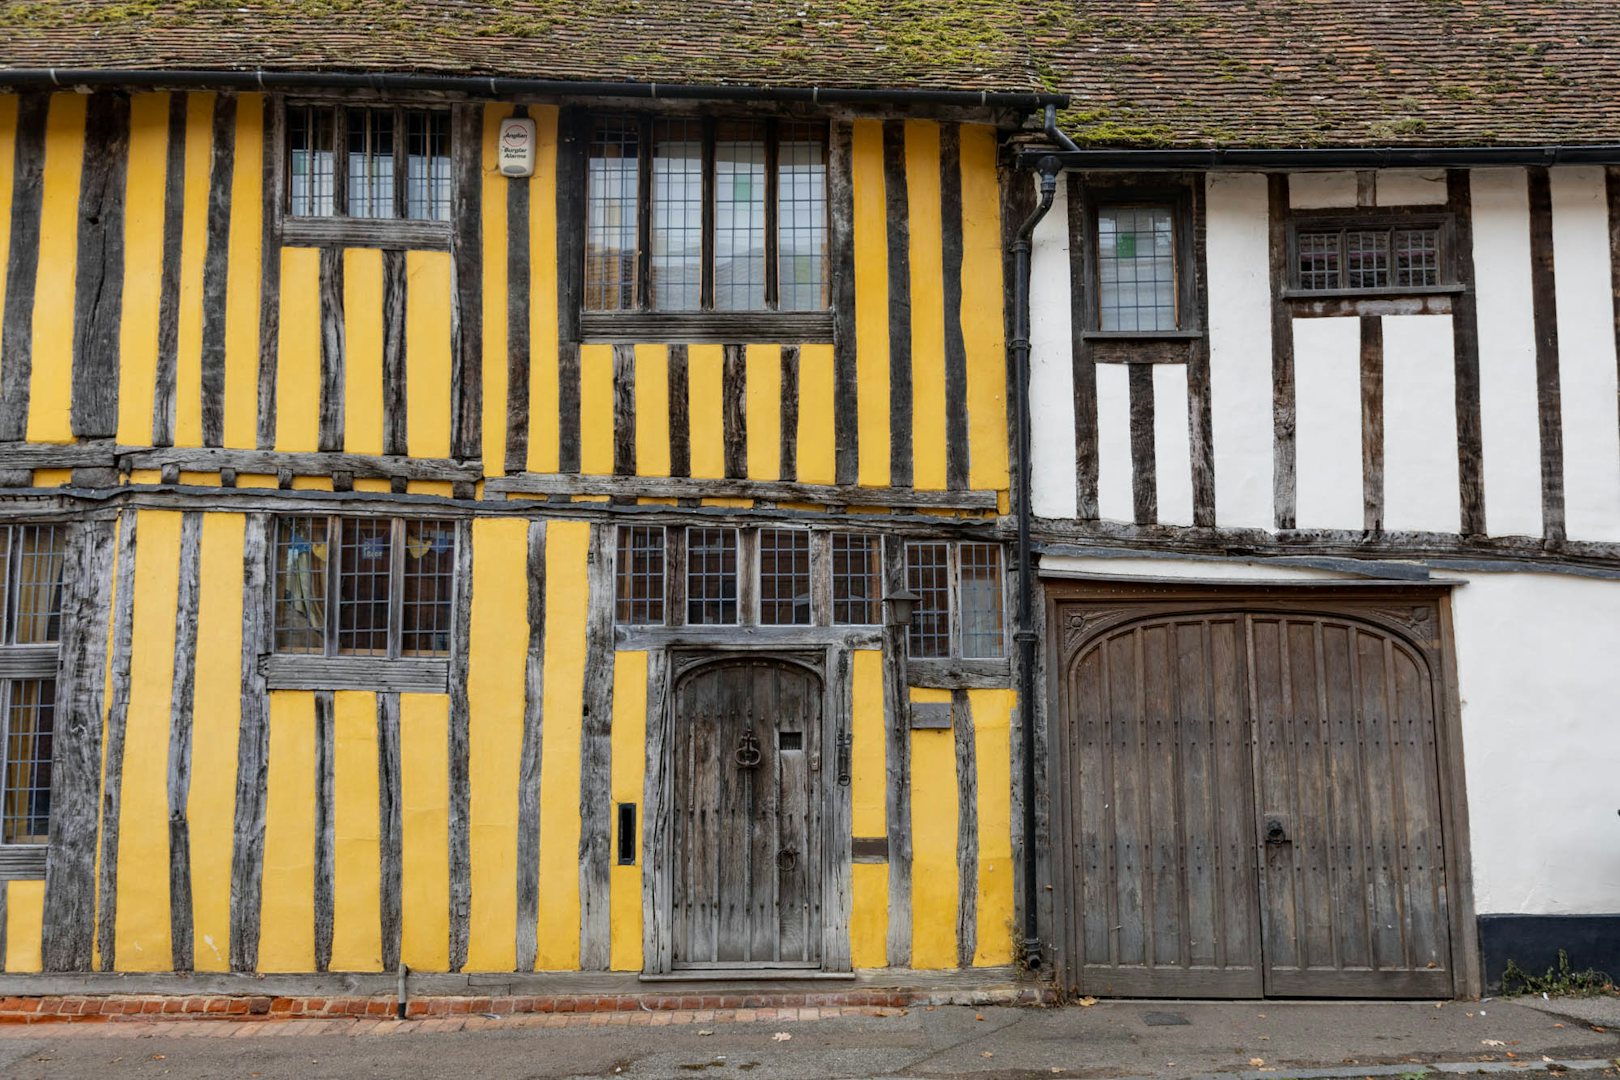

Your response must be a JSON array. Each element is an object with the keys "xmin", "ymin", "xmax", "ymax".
[{"xmin": 0, "ymin": 998, "xmax": 1613, "ymax": 1080}]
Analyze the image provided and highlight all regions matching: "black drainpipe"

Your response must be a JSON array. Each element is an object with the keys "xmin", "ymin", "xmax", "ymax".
[{"xmin": 1011, "ymin": 105, "xmax": 1075, "ymax": 971}]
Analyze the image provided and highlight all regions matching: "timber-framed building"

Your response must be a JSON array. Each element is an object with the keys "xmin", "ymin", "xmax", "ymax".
[{"xmin": 0, "ymin": 0, "xmax": 1611, "ymax": 1004}]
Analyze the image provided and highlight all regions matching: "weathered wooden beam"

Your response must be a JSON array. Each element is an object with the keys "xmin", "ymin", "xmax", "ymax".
[
  {"xmin": 1068, "ymin": 175, "xmax": 1100, "ymax": 521},
  {"xmin": 778, "ymin": 345, "xmax": 799, "ymax": 483},
  {"xmin": 883, "ymin": 120, "xmax": 913, "ymax": 490},
  {"xmin": 940, "ymin": 124, "xmax": 970, "ymax": 493},
  {"xmin": 166, "ymin": 513, "xmax": 203, "ymax": 970},
  {"xmin": 229, "ymin": 513, "xmax": 272, "ymax": 971},
  {"xmin": 822, "ymin": 647, "xmax": 853, "ymax": 972},
  {"xmin": 577, "ymin": 523, "xmax": 615, "ymax": 970},
  {"xmin": 260, "ymin": 654, "xmax": 449, "ymax": 693},
  {"xmin": 613, "ymin": 343, "xmax": 636, "ymax": 478},
  {"xmin": 1361, "ymin": 315, "xmax": 1385, "ymax": 534},
  {"xmin": 40, "ymin": 518, "xmax": 117, "ymax": 971},
  {"xmin": 450, "ymin": 103, "xmax": 484, "ymax": 463},
  {"xmin": 255, "ymin": 96, "xmax": 283, "ymax": 452},
  {"xmin": 0, "ymin": 94, "xmax": 48, "ymax": 443},
  {"xmin": 667, "ymin": 344, "xmax": 691, "ymax": 479},
  {"xmin": 952, "ymin": 688, "xmax": 978, "ymax": 969},
  {"xmin": 1268, "ymin": 173, "xmax": 1296, "ymax": 531},
  {"xmin": 447, "ymin": 518, "xmax": 474, "ymax": 971},
  {"xmin": 577, "ymin": 312, "xmax": 834, "ymax": 345},
  {"xmin": 96, "ymin": 511, "xmax": 139, "ymax": 971},
  {"xmin": 70, "ymin": 92, "xmax": 130, "ymax": 441},
  {"xmin": 381, "ymin": 249, "xmax": 408, "ymax": 458},
  {"xmin": 1128, "ymin": 363, "xmax": 1157, "ymax": 525},
  {"xmin": 881, "ymin": 541, "xmax": 911, "ymax": 968},
  {"xmin": 313, "ymin": 689, "xmax": 335, "ymax": 973},
  {"xmin": 199, "ymin": 94, "xmax": 236, "ymax": 449},
  {"xmin": 1187, "ymin": 179, "xmax": 1216, "ymax": 528},
  {"xmin": 317, "ymin": 247, "xmax": 346, "ymax": 453},
  {"xmin": 1526, "ymin": 167, "xmax": 1566, "ymax": 546},
  {"xmin": 721, "ymin": 344, "xmax": 747, "ymax": 481},
  {"xmin": 0, "ymin": 441, "xmax": 115, "ymax": 471},
  {"xmin": 280, "ymin": 217, "xmax": 451, "ymax": 251},
  {"xmin": 515, "ymin": 520, "xmax": 547, "ymax": 972},
  {"xmin": 1447, "ymin": 169, "xmax": 1487, "ymax": 537},
  {"xmin": 640, "ymin": 647, "xmax": 671, "ymax": 974},
  {"xmin": 151, "ymin": 94, "xmax": 188, "ymax": 449},
  {"xmin": 828, "ymin": 120, "xmax": 858, "ymax": 487},
  {"xmin": 485, "ymin": 472, "xmax": 999, "ymax": 511},
  {"xmin": 118, "ymin": 446, "xmax": 483, "ymax": 483},
  {"xmin": 504, "ymin": 111, "xmax": 532, "ymax": 476},
  {"xmin": 377, "ymin": 693, "xmax": 403, "ymax": 973}
]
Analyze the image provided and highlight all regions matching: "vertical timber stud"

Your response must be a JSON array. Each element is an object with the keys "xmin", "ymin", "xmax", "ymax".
[
  {"xmin": 41, "ymin": 519, "xmax": 117, "ymax": 971},
  {"xmin": 151, "ymin": 94, "xmax": 188, "ymax": 448},
  {"xmin": 381, "ymin": 249, "xmax": 409, "ymax": 457},
  {"xmin": 881, "ymin": 539, "xmax": 912, "ymax": 967},
  {"xmin": 555, "ymin": 111, "xmax": 585, "ymax": 475},
  {"xmin": 515, "ymin": 520, "xmax": 547, "ymax": 971},
  {"xmin": 377, "ymin": 693, "xmax": 403, "ymax": 973},
  {"xmin": 1610, "ymin": 167, "xmax": 1620, "ymax": 468},
  {"xmin": 0, "ymin": 94, "xmax": 48, "ymax": 442},
  {"xmin": 721, "ymin": 344, "xmax": 747, "ymax": 480},
  {"xmin": 829, "ymin": 120, "xmax": 859, "ymax": 486},
  {"xmin": 952, "ymin": 689, "xmax": 978, "ymax": 969},
  {"xmin": 614, "ymin": 343, "xmax": 637, "ymax": 477},
  {"xmin": 255, "ymin": 96, "xmax": 283, "ymax": 451},
  {"xmin": 882, "ymin": 120, "xmax": 913, "ymax": 490},
  {"xmin": 199, "ymin": 94, "xmax": 236, "ymax": 449},
  {"xmin": 1128, "ymin": 363, "xmax": 1157, "ymax": 524},
  {"xmin": 1526, "ymin": 167, "xmax": 1567, "ymax": 546},
  {"xmin": 641, "ymin": 648, "xmax": 671, "ymax": 973},
  {"xmin": 1361, "ymin": 316, "xmax": 1386, "ymax": 533},
  {"xmin": 450, "ymin": 102, "xmax": 484, "ymax": 463},
  {"xmin": 823, "ymin": 647, "xmax": 853, "ymax": 972},
  {"xmin": 504, "ymin": 103, "xmax": 533, "ymax": 475},
  {"xmin": 96, "ymin": 512, "xmax": 138, "ymax": 971},
  {"xmin": 166, "ymin": 513, "xmax": 203, "ymax": 970},
  {"xmin": 667, "ymin": 345, "xmax": 691, "ymax": 479},
  {"xmin": 779, "ymin": 344, "xmax": 800, "ymax": 483},
  {"xmin": 313, "ymin": 690, "xmax": 335, "ymax": 973},
  {"xmin": 578, "ymin": 524, "xmax": 615, "ymax": 970},
  {"xmin": 1267, "ymin": 173, "xmax": 1297, "ymax": 530},
  {"xmin": 940, "ymin": 125, "xmax": 971, "ymax": 492},
  {"xmin": 317, "ymin": 247, "xmax": 346, "ymax": 452},
  {"xmin": 1447, "ymin": 169, "xmax": 1487, "ymax": 536},
  {"xmin": 70, "ymin": 92, "xmax": 131, "ymax": 441},
  {"xmin": 447, "ymin": 519, "xmax": 474, "ymax": 970},
  {"xmin": 230, "ymin": 513, "xmax": 272, "ymax": 971},
  {"xmin": 1188, "ymin": 179, "xmax": 1217, "ymax": 526},
  {"xmin": 1067, "ymin": 175, "xmax": 1099, "ymax": 520}
]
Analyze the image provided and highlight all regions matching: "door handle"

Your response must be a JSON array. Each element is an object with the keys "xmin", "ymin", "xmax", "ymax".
[{"xmin": 1264, "ymin": 818, "xmax": 1289, "ymax": 846}]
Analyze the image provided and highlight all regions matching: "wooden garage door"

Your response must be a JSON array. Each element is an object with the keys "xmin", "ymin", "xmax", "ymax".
[{"xmin": 1058, "ymin": 605, "xmax": 1454, "ymax": 998}]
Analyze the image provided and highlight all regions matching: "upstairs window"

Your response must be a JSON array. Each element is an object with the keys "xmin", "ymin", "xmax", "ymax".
[
  {"xmin": 1096, "ymin": 205, "xmax": 1178, "ymax": 332},
  {"xmin": 584, "ymin": 116, "xmax": 828, "ymax": 314},
  {"xmin": 905, "ymin": 540, "xmax": 1005, "ymax": 660},
  {"xmin": 288, "ymin": 105, "xmax": 453, "ymax": 221},
  {"xmin": 1076, "ymin": 179, "xmax": 1201, "ymax": 340},
  {"xmin": 1292, "ymin": 222, "xmax": 1448, "ymax": 293}
]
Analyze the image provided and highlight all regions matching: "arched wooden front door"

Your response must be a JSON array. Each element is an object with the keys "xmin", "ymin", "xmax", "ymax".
[
  {"xmin": 671, "ymin": 656, "xmax": 824, "ymax": 971},
  {"xmin": 1054, "ymin": 596, "xmax": 1462, "ymax": 998}
]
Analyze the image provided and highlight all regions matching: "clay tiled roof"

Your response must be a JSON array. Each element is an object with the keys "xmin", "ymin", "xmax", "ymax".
[{"xmin": 2, "ymin": 0, "xmax": 1618, "ymax": 148}]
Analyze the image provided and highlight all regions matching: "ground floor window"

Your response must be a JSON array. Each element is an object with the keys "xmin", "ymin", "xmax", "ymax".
[{"xmin": 0, "ymin": 524, "xmax": 66, "ymax": 862}]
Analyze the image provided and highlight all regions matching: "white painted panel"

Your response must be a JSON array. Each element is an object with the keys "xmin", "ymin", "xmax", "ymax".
[
  {"xmin": 1383, "ymin": 315, "xmax": 1461, "ymax": 534},
  {"xmin": 1470, "ymin": 168, "xmax": 1544, "ymax": 538},
  {"xmin": 1291, "ymin": 317, "xmax": 1364, "ymax": 530},
  {"xmin": 1288, "ymin": 170, "xmax": 1358, "ymax": 209},
  {"xmin": 1206, "ymin": 173, "xmax": 1274, "ymax": 530},
  {"xmin": 1375, "ymin": 169, "xmax": 1448, "ymax": 206},
  {"xmin": 1039, "ymin": 553, "xmax": 1361, "ymax": 582},
  {"xmin": 1094, "ymin": 362, "xmax": 1133, "ymax": 524},
  {"xmin": 1442, "ymin": 570, "xmax": 1620, "ymax": 914},
  {"xmin": 1153, "ymin": 364, "xmax": 1194, "ymax": 526},
  {"xmin": 1550, "ymin": 166, "xmax": 1620, "ymax": 542},
  {"xmin": 1028, "ymin": 177, "xmax": 1080, "ymax": 520}
]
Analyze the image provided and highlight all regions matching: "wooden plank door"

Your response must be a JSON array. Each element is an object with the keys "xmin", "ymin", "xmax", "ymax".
[
  {"xmin": 1248, "ymin": 614, "xmax": 1453, "ymax": 997},
  {"xmin": 672, "ymin": 656, "xmax": 822, "ymax": 969},
  {"xmin": 1062, "ymin": 615, "xmax": 1266, "ymax": 996}
]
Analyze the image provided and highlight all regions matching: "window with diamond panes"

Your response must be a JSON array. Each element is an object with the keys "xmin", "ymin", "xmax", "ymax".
[
  {"xmin": 615, "ymin": 526, "xmax": 666, "ymax": 626},
  {"xmin": 1293, "ymin": 223, "xmax": 1445, "ymax": 292},
  {"xmin": 685, "ymin": 527, "xmax": 738, "ymax": 625},
  {"xmin": 0, "ymin": 524, "xmax": 67, "ymax": 854},
  {"xmin": 584, "ymin": 115, "xmax": 828, "ymax": 314},
  {"xmin": 831, "ymin": 533, "xmax": 881, "ymax": 625},
  {"xmin": 274, "ymin": 516, "xmax": 455, "ymax": 659},
  {"xmin": 288, "ymin": 104, "xmax": 452, "ymax": 221},
  {"xmin": 758, "ymin": 528, "xmax": 812, "ymax": 626}
]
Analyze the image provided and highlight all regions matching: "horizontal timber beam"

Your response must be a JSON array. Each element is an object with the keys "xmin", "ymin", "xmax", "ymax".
[{"xmin": 486, "ymin": 472, "xmax": 1001, "ymax": 511}]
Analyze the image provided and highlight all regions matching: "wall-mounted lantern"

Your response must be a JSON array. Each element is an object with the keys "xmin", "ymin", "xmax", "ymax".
[{"xmin": 884, "ymin": 587, "xmax": 920, "ymax": 629}]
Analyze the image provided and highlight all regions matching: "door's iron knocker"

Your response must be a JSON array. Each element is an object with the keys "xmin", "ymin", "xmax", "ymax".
[
  {"xmin": 734, "ymin": 728, "xmax": 762, "ymax": 769},
  {"xmin": 776, "ymin": 847, "xmax": 798, "ymax": 873}
]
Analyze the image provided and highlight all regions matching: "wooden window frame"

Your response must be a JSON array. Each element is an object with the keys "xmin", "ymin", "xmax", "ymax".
[
  {"xmin": 1283, "ymin": 207, "xmax": 1460, "ymax": 300},
  {"xmin": 570, "ymin": 109, "xmax": 835, "ymax": 344},
  {"xmin": 279, "ymin": 99, "xmax": 456, "ymax": 251},
  {"xmin": 264, "ymin": 514, "xmax": 457, "ymax": 693},
  {"xmin": 0, "ymin": 523, "xmax": 67, "ymax": 881},
  {"xmin": 903, "ymin": 539, "xmax": 1008, "ymax": 662},
  {"xmin": 1077, "ymin": 179, "xmax": 1202, "ymax": 342}
]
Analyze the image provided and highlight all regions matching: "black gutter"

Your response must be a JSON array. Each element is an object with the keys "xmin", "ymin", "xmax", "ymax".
[
  {"xmin": 1017, "ymin": 143, "xmax": 1620, "ymax": 171},
  {"xmin": 0, "ymin": 67, "xmax": 1068, "ymax": 109}
]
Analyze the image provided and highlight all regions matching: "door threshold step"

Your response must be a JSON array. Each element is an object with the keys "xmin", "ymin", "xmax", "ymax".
[{"xmin": 640, "ymin": 971, "xmax": 858, "ymax": 983}]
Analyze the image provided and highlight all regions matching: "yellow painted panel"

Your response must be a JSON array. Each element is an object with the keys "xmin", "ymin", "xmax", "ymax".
[
  {"xmin": 968, "ymin": 688, "xmax": 1015, "ymax": 965},
  {"xmin": 235, "ymin": 472, "xmax": 277, "ymax": 488},
  {"xmin": 25, "ymin": 93, "xmax": 86, "ymax": 444},
  {"xmin": 342, "ymin": 247, "xmax": 384, "ymax": 455},
  {"xmin": 189, "ymin": 513, "xmax": 244, "ymax": 971},
  {"xmin": 173, "ymin": 92, "xmax": 214, "ymax": 448},
  {"xmin": 795, "ymin": 344, "xmax": 836, "ymax": 485},
  {"xmin": 354, "ymin": 477, "xmax": 390, "ymax": 493},
  {"xmin": 290, "ymin": 475, "xmax": 333, "ymax": 491},
  {"xmin": 634, "ymin": 344, "xmax": 669, "ymax": 478},
  {"xmin": 906, "ymin": 121, "xmax": 947, "ymax": 492},
  {"xmin": 127, "ymin": 469, "xmax": 161, "ymax": 485},
  {"xmin": 579, "ymin": 344, "xmax": 614, "ymax": 475},
  {"xmin": 400, "ymin": 693, "xmax": 450, "ymax": 972},
  {"xmin": 745, "ymin": 344, "xmax": 781, "ymax": 481},
  {"xmin": 117, "ymin": 94, "xmax": 171, "ymax": 446},
  {"xmin": 536, "ymin": 520, "xmax": 588, "ymax": 971},
  {"xmin": 851, "ymin": 120, "xmax": 889, "ymax": 487},
  {"xmin": 526, "ymin": 106, "xmax": 561, "ymax": 474},
  {"xmin": 909, "ymin": 693, "xmax": 958, "ymax": 969},
  {"xmin": 260, "ymin": 690, "xmax": 316, "ymax": 972},
  {"xmin": 223, "ymin": 95, "xmax": 264, "ymax": 449},
  {"xmin": 0, "ymin": 96, "xmax": 14, "ymax": 388},
  {"xmin": 959, "ymin": 125, "xmax": 1009, "ymax": 492},
  {"xmin": 687, "ymin": 344, "xmax": 725, "ymax": 480},
  {"xmin": 407, "ymin": 479, "xmax": 453, "ymax": 498},
  {"xmin": 850, "ymin": 862, "xmax": 888, "ymax": 970},
  {"xmin": 481, "ymin": 102, "xmax": 513, "ymax": 476},
  {"xmin": 331, "ymin": 691, "xmax": 382, "ymax": 971},
  {"xmin": 31, "ymin": 468, "xmax": 70, "ymax": 488},
  {"xmin": 178, "ymin": 470, "xmax": 222, "ymax": 486},
  {"xmin": 609, "ymin": 651, "xmax": 648, "ymax": 971},
  {"xmin": 275, "ymin": 247, "xmax": 322, "ymax": 452},
  {"xmin": 5, "ymin": 881, "xmax": 43, "ymax": 972},
  {"xmin": 466, "ymin": 517, "xmax": 528, "ymax": 971},
  {"xmin": 851, "ymin": 650, "xmax": 886, "ymax": 837},
  {"xmin": 115, "ymin": 509, "xmax": 181, "ymax": 970},
  {"xmin": 405, "ymin": 250, "xmax": 453, "ymax": 459}
]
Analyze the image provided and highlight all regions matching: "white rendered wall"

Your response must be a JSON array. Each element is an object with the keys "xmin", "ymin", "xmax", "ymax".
[
  {"xmin": 1206, "ymin": 173, "xmax": 1275, "ymax": 529},
  {"xmin": 1375, "ymin": 169, "xmax": 1448, "ymax": 206},
  {"xmin": 1549, "ymin": 166, "xmax": 1620, "ymax": 542},
  {"xmin": 1153, "ymin": 364, "xmax": 1194, "ymax": 526},
  {"xmin": 1292, "ymin": 317, "xmax": 1364, "ymax": 529},
  {"xmin": 1470, "ymin": 169, "xmax": 1545, "ymax": 538},
  {"xmin": 1028, "ymin": 178, "xmax": 1080, "ymax": 520},
  {"xmin": 1383, "ymin": 315, "xmax": 1461, "ymax": 534},
  {"xmin": 1290, "ymin": 170, "xmax": 1358, "ymax": 209},
  {"xmin": 1439, "ymin": 570, "xmax": 1620, "ymax": 914},
  {"xmin": 1094, "ymin": 363, "xmax": 1133, "ymax": 522}
]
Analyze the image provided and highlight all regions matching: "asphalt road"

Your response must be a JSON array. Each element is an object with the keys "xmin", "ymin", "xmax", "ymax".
[{"xmin": 0, "ymin": 999, "xmax": 1614, "ymax": 1080}]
